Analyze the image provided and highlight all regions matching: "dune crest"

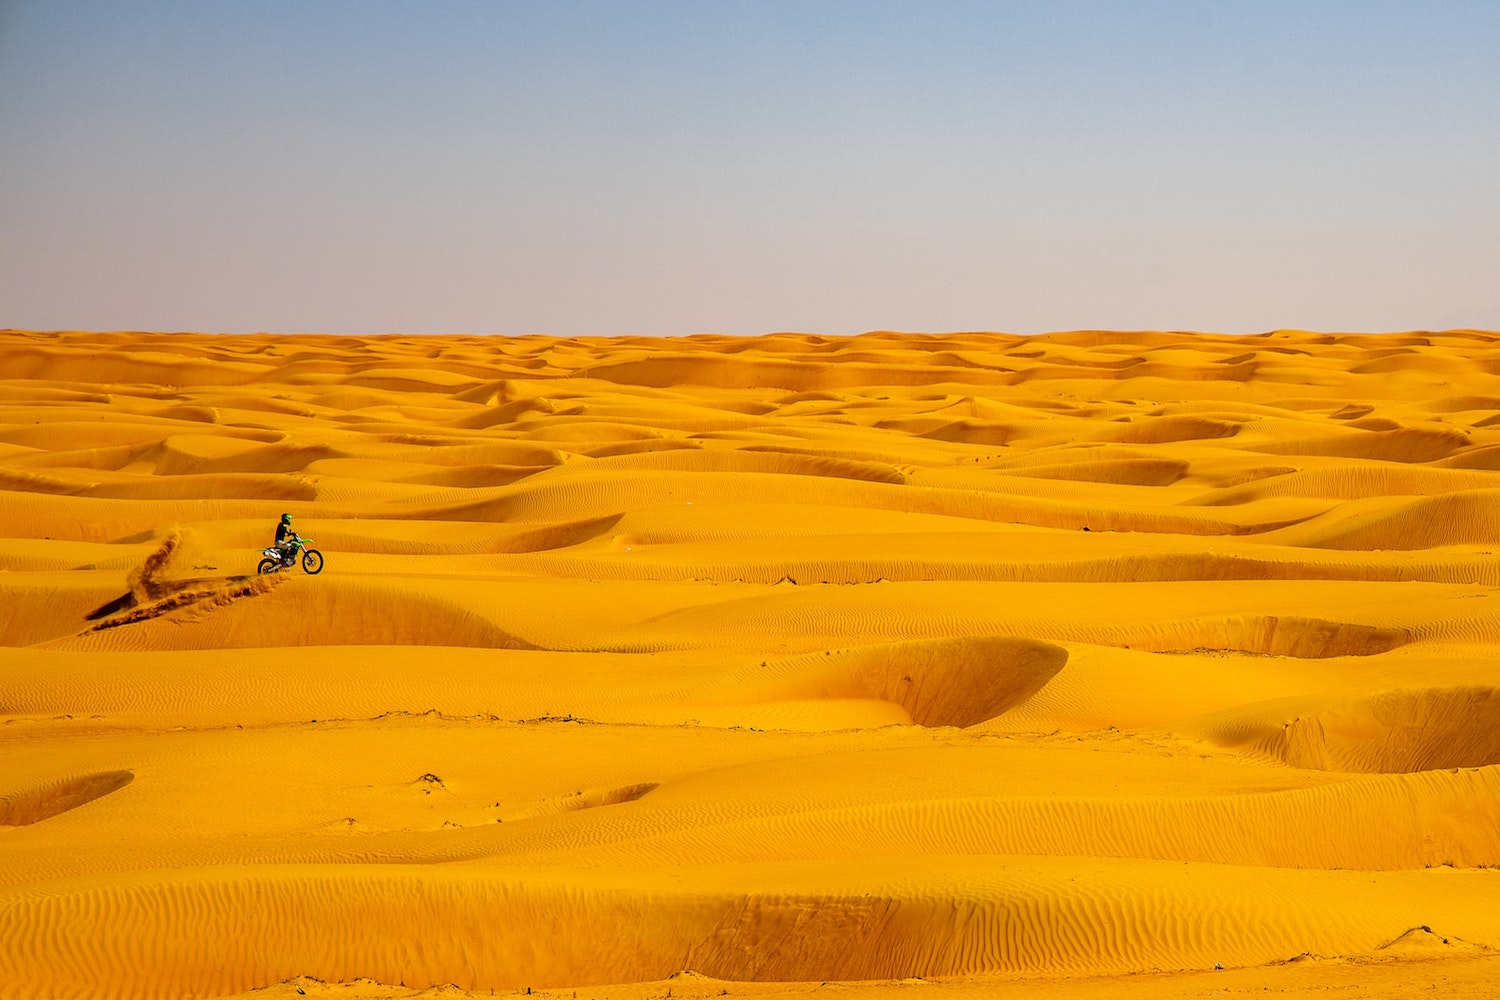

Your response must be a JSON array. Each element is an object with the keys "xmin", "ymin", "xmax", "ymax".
[
  {"xmin": 0, "ymin": 771, "xmax": 135, "ymax": 827},
  {"xmin": 754, "ymin": 635, "xmax": 1067, "ymax": 727}
]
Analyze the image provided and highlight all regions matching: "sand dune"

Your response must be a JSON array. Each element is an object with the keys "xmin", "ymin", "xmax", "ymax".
[{"xmin": 2, "ymin": 327, "xmax": 1499, "ymax": 999}]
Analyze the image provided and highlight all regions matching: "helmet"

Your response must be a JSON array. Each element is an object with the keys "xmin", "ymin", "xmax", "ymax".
[{"xmin": 280, "ymin": 513, "xmax": 293, "ymax": 523}]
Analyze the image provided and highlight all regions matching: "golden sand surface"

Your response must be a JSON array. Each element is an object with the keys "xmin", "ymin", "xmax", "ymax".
[{"xmin": 1, "ymin": 327, "xmax": 1498, "ymax": 999}]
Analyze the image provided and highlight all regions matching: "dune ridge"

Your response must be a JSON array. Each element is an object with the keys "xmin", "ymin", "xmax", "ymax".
[
  {"xmin": 2, "ymin": 328, "xmax": 1499, "ymax": 999},
  {"xmin": 3, "ymin": 859, "xmax": 1498, "ymax": 995}
]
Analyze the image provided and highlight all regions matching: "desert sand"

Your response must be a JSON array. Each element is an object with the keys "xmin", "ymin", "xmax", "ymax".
[{"xmin": 1, "ymin": 327, "xmax": 1498, "ymax": 999}]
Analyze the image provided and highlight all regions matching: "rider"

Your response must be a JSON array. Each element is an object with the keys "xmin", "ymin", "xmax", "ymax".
[{"xmin": 273, "ymin": 513, "xmax": 298, "ymax": 564}]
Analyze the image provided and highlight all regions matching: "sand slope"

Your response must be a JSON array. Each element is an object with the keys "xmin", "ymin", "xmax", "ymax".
[{"xmin": 1, "ymin": 328, "xmax": 1498, "ymax": 999}]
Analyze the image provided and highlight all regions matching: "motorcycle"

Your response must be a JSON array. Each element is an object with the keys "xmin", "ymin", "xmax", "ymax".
[{"xmin": 258, "ymin": 535, "xmax": 324, "ymax": 575}]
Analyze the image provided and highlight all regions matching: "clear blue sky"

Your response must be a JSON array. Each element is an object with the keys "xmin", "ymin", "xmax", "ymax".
[{"xmin": 2, "ymin": 1, "xmax": 1497, "ymax": 336}]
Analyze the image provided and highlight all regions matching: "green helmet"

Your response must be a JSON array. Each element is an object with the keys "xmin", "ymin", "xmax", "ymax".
[{"xmin": 280, "ymin": 513, "xmax": 293, "ymax": 524}]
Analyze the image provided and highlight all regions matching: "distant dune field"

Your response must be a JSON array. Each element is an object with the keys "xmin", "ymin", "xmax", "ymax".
[{"xmin": 1, "ymin": 328, "xmax": 1498, "ymax": 1000}]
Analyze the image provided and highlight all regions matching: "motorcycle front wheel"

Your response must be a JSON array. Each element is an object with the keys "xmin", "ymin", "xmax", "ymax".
[
  {"xmin": 257, "ymin": 558, "xmax": 280, "ymax": 575},
  {"xmin": 301, "ymin": 549, "xmax": 324, "ymax": 575}
]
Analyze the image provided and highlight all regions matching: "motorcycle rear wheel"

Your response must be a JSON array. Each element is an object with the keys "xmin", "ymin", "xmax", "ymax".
[
  {"xmin": 301, "ymin": 549, "xmax": 324, "ymax": 575},
  {"xmin": 257, "ymin": 558, "xmax": 280, "ymax": 575}
]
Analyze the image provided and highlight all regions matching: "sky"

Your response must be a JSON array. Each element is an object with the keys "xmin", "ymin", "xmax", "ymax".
[{"xmin": 2, "ymin": 1, "xmax": 1498, "ymax": 337}]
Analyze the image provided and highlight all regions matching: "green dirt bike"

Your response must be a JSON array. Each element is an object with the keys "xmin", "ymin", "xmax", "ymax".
[{"xmin": 258, "ymin": 535, "xmax": 324, "ymax": 575}]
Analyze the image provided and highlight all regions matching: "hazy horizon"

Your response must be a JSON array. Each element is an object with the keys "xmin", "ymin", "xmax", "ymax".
[{"xmin": 3, "ymin": 2, "xmax": 1498, "ymax": 337}]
